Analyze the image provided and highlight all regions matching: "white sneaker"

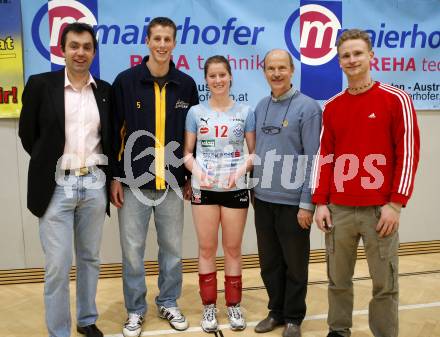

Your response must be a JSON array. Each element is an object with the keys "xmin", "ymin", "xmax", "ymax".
[
  {"xmin": 227, "ymin": 304, "xmax": 246, "ymax": 331},
  {"xmin": 158, "ymin": 306, "xmax": 189, "ymax": 331},
  {"xmin": 201, "ymin": 304, "xmax": 218, "ymax": 332},
  {"xmin": 123, "ymin": 312, "xmax": 144, "ymax": 337}
]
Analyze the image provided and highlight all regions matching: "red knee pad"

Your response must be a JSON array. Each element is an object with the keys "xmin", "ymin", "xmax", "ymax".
[
  {"xmin": 225, "ymin": 274, "xmax": 242, "ymax": 306},
  {"xmin": 199, "ymin": 272, "xmax": 217, "ymax": 305}
]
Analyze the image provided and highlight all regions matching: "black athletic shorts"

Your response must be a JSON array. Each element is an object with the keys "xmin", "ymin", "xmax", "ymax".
[{"xmin": 191, "ymin": 189, "xmax": 249, "ymax": 209}]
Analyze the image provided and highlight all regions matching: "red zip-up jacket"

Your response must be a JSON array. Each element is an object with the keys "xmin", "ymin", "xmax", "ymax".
[{"xmin": 311, "ymin": 82, "xmax": 420, "ymax": 207}]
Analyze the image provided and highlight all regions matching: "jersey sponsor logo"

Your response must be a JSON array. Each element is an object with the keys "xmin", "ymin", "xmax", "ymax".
[
  {"xmin": 203, "ymin": 150, "xmax": 236, "ymax": 159},
  {"xmin": 200, "ymin": 117, "xmax": 210, "ymax": 124},
  {"xmin": 199, "ymin": 126, "xmax": 209, "ymax": 134},
  {"xmin": 32, "ymin": 0, "xmax": 100, "ymax": 76},
  {"xmin": 201, "ymin": 139, "xmax": 215, "ymax": 147},
  {"xmin": 192, "ymin": 191, "xmax": 202, "ymax": 203},
  {"xmin": 233, "ymin": 124, "xmax": 244, "ymax": 137},
  {"xmin": 284, "ymin": 0, "xmax": 342, "ymax": 99}
]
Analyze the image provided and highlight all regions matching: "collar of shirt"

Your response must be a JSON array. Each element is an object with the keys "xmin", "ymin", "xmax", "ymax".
[
  {"xmin": 271, "ymin": 85, "xmax": 296, "ymax": 102},
  {"xmin": 64, "ymin": 68, "xmax": 97, "ymax": 90}
]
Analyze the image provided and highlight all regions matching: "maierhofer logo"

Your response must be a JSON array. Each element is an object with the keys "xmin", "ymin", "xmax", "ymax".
[
  {"xmin": 31, "ymin": 0, "xmax": 100, "ymax": 76},
  {"xmin": 284, "ymin": 0, "xmax": 342, "ymax": 100}
]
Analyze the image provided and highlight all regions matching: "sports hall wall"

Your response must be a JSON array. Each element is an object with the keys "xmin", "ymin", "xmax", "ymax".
[{"xmin": 1, "ymin": 0, "xmax": 439, "ymax": 270}]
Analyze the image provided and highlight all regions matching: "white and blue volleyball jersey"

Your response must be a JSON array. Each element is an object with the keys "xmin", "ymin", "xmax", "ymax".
[{"xmin": 185, "ymin": 102, "xmax": 255, "ymax": 192}]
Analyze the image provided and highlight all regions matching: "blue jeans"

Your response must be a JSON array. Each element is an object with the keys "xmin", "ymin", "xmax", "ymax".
[
  {"xmin": 39, "ymin": 175, "xmax": 106, "ymax": 337},
  {"xmin": 118, "ymin": 187, "xmax": 184, "ymax": 314}
]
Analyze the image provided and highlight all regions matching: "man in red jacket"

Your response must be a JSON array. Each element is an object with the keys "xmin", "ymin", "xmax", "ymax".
[{"xmin": 312, "ymin": 29, "xmax": 420, "ymax": 337}]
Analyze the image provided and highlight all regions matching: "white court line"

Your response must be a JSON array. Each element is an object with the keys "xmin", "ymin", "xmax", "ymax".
[{"xmin": 104, "ymin": 301, "xmax": 440, "ymax": 336}]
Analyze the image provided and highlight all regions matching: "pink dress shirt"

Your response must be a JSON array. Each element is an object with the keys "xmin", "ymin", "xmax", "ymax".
[{"xmin": 61, "ymin": 70, "xmax": 104, "ymax": 170}]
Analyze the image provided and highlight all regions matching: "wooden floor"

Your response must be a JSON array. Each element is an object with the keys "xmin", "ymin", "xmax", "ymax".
[{"xmin": 1, "ymin": 253, "xmax": 439, "ymax": 337}]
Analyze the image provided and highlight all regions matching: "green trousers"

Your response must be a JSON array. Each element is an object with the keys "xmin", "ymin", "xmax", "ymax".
[{"xmin": 325, "ymin": 204, "xmax": 399, "ymax": 337}]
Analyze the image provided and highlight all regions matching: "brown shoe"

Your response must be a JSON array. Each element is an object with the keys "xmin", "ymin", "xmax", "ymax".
[
  {"xmin": 282, "ymin": 323, "xmax": 301, "ymax": 337},
  {"xmin": 254, "ymin": 315, "xmax": 283, "ymax": 333}
]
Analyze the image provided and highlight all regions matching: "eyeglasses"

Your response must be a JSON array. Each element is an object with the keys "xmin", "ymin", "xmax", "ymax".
[
  {"xmin": 261, "ymin": 125, "xmax": 282, "ymax": 135},
  {"xmin": 261, "ymin": 92, "xmax": 295, "ymax": 135}
]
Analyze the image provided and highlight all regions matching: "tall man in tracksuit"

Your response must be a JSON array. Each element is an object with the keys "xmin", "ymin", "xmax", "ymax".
[
  {"xmin": 252, "ymin": 49, "xmax": 322, "ymax": 337},
  {"xmin": 312, "ymin": 29, "xmax": 420, "ymax": 337},
  {"xmin": 110, "ymin": 17, "xmax": 199, "ymax": 337}
]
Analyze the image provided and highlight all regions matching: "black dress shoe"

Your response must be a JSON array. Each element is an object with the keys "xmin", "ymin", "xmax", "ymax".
[
  {"xmin": 283, "ymin": 323, "xmax": 301, "ymax": 337},
  {"xmin": 77, "ymin": 324, "xmax": 103, "ymax": 337},
  {"xmin": 254, "ymin": 315, "xmax": 283, "ymax": 333},
  {"xmin": 327, "ymin": 332, "xmax": 344, "ymax": 337}
]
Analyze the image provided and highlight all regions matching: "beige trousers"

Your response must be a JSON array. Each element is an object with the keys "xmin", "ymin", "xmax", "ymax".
[{"xmin": 325, "ymin": 204, "xmax": 399, "ymax": 337}]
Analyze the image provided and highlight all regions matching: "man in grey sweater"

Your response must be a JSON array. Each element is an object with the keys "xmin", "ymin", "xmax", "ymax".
[{"xmin": 252, "ymin": 49, "xmax": 322, "ymax": 337}]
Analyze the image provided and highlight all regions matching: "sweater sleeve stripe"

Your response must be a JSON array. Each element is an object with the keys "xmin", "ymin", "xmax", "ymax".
[
  {"xmin": 311, "ymin": 128, "xmax": 324, "ymax": 193},
  {"xmin": 311, "ymin": 91, "xmax": 343, "ymax": 195},
  {"xmin": 378, "ymin": 83, "xmax": 415, "ymax": 196}
]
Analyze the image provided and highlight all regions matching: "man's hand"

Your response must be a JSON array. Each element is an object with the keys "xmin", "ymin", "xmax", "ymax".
[
  {"xmin": 376, "ymin": 203, "xmax": 401, "ymax": 237},
  {"xmin": 314, "ymin": 204, "xmax": 333, "ymax": 232},
  {"xmin": 183, "ymin": 179, "xmax": 192, "ymax": 201},
  {"xmin": 297, "ymin": 208, "xmax": 313, "ymax": 229},
  {"xmin": 110, "ymin": 180, "xmax": 124, "ymax": 208}
]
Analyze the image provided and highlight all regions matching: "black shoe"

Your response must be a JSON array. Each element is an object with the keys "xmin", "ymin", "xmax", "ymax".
[
  {"xmin": 77, "ymin": 324, "xmax": 103, "ymax": 337},
  {"xmin": 327, "ymin": 332, "xmax": 344, "ymax": 337},
  {"xmin": 283, "ymin": 323, "xmax": 301, "ymax": 337},
  {"xmin": 254, "ymin": 315, "xmax": 283, "ymax": 333}
]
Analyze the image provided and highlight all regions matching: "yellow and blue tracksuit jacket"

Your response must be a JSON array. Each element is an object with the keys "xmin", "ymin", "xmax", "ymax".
[{"xmin": 111, "ymin": 56, "xmax": 199, "ymax": 190}]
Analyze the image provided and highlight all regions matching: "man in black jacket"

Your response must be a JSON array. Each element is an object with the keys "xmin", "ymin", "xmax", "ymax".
[
  {"xmin": 110, "ymin": 17, "xmax": 199, "ymax": 337},
  {"xmin": 19, "ymin": 22, "xmax": 111, "ymax": 337}
]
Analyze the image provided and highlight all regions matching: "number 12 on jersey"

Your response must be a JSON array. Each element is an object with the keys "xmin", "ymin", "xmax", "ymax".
[{"xmin": 214, "ymin": 125, "xmax": 228, "ymax": 138}]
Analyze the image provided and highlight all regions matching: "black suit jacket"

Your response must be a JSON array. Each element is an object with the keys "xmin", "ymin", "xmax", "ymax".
[{"xmin": 19, "ymin": 69, "xmax": 111, "ymax": 217}]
